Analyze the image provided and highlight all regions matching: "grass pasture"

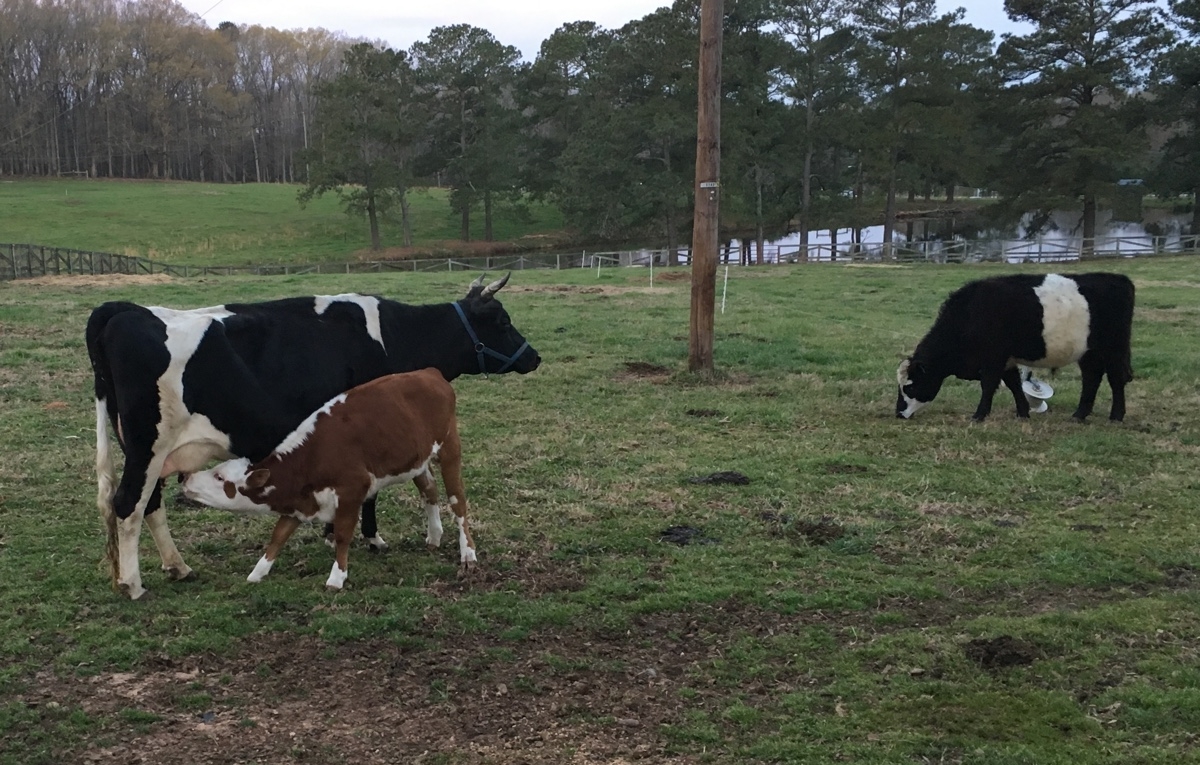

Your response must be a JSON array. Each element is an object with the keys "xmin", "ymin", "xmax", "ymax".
[
  {"xmin": 1, "ymin": 259, "xmax": 1199, "ymax": 763},
  {"xmin": 0, "ymin": 178, "xmax": 566, "ymax": 266}
]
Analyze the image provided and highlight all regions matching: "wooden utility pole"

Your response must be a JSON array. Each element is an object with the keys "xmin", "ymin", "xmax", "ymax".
[{"xmin": 688, "ymin": 0, "xmax": 723, "ymax": 376}]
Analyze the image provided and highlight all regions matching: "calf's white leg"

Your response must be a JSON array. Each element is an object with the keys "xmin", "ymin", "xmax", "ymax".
[
  {"xmin": 248, "ymin": 515, "xmax": 302, "ymax": 583},
  {"xmin": 437, "ymin": 427, "xmax": 476, "ymax": 567},
  {"xmin": 414, "ymin": 470, "xmax": 444, "ymax": 548}
]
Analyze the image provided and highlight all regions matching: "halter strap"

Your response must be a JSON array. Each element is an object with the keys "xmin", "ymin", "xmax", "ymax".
[{"xmin": 452, "ymin": 301, "xmax": 530, "ymax": 377}]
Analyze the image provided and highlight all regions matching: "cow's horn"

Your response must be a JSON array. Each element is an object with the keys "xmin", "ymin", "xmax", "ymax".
[
  {"xmin": 481, "ymin": 272, "xmax": 511, "ymax": 299},
  {"xmin": 469, "ymin": 273, "xmax": 486, "ymax": 290}
]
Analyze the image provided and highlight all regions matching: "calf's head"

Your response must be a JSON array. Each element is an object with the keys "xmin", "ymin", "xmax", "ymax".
[
  {"xmin": 895, "ymin": 358, "xmax": 943, "ymax": 419},
  {"xmin": 459, "ymin": 273, "xmax": 541, "ymax": 374},
  {"xmin": 182, "ymin": 458, "xmax": 274, "ymax": 515}
]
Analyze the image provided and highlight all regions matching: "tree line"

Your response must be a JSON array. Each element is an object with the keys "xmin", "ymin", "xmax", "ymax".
[{"xmin": 2, "ymin": 0, "xmax": 1197, "ymax": 257}]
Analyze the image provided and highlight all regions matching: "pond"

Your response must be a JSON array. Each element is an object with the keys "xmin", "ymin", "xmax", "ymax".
[{"xmin": 753, "ymin": 207, "xmax": 1197, "ymax": 263}]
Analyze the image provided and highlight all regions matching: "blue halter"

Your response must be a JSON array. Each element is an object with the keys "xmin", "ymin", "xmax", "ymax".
[{"xmin": 452, "ymin": 301, "xmax": 529, "ymax": 377}]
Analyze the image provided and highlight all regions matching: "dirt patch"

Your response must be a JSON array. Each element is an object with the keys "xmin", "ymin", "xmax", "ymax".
[
  {"xmin": 423, "ymin": 552, "xmax": 587, "ymax": 598},
  {"xmin": 790, "ymin": 519, "xmax": 848, "ymax": 546},
  {"xmin": 29, "ymin": 598, "xmax": 876, "ymax": 764},
  {"xmin": 22, "ymin": 631, "xmax": 697, "ymax": 765},
  {"xmin": 963, "ymin": 635, "xmax": 1041, "ymax": 670},
  {"xmin": 615, "ymin": 361, "xmax": 673, "ymax": 382},
  {"xmin": 658, "ymin": 525, "xmax": 719, "ymax": 546},
  {"xmin": 821, "ymin": 463, "xmax": 869, "ymax": 475},
  {"xmin": 685, "ymin": 471, "xmax": 750, "ymax": 486},
  {"xmin": 10, "ymin": 273, "xmax": 175, "ymax": 287},
  {"xmin": 684, "ymin": 408, "xmax": 723, "ymax": 418},
  {"xmin": 653, "ymin": 271, "xmax": 690, "ymax": 281}
]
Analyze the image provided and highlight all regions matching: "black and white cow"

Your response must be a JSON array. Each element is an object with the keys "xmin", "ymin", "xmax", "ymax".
[
  {"xmin": 86, "ymin": 274, "xmax": 540, "ymax": 600},
  {"xmin": 896, "ymin": 272, "xmax": 1134, "ymax": 422}
]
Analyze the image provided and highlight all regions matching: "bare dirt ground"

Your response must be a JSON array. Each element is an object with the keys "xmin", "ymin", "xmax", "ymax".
[
  {"xmin": 22, "ymin": 601, "xmax": 797, "ymax": 765},
  {"xmin": 8, "ymin": 273, "xmax": 175, "ymax": 287},
  {"xmin": 15, "ymin": 563, "xmax": 1195, "ymax": 764}
]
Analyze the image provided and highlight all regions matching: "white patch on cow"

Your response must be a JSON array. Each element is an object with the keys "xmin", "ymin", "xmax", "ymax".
[
  {"xmin": 326, "ymin": 561, "xmax": 349, "ymax": 589},
  {"xmin": 139, "ymin": 307, "xmax": 241, "ymax": 519},
  {"xmin": 425, "ymin": 503, "xmax": 444, "ymax": 547},
  {"xmin": 895, "ymin": 359, "xmax": 929, "ymax": 419},
  {"xmin": 314, "ymin": 294, "xmax": 386, "ymax": 351},
  {"xmin": 95, "ymin": 398, "xmax": 117, "ymax": 514},
  {"xmin": 144, "ymin": 509, "xmax": 192, "ymax": 580},
  {"xmin": 448, "ymin": 496, "xmax": 459, "ymax": 506},
  {"xmin": 897, "ymin": 395, "xmax": 928, "ymax": 419},
  {"xmin": 365, "ymin": 447, "xmax": 439, "ymax": 499},
  {"xmin": 182, "ymin": 457, "xmax": 273, "ymax": 515},
  {"xmin": 116, "ymin": 510, "xmax": 147, "ymax": 600},
  {"xmin": 312, "ymin": 488, "xmax": 340, "ymax": 524},
  {"xmin": 456, "ymin": 516, "xmax": 477, "ymax": 564},
  {"xmin": 148, "ymin": 304, "xmax": 235, "ymax": 322},
  {"xmin": 159, "ymin": 414, "xmax": 233, "ymax": 476},
  {"xmin": 1015, "ymin": 274, "xmax": 1091, "ymax": 369},
  {"xmin": 247, "ymin": 555, "xmax": 274, "ymax": 582},
  {"xmin": 366, "ymin": 534, "xmax": 388, "ymax": 550},
  {"xmin": 274, "ymin": 394, "xmax": 347, "ymax": 456}
]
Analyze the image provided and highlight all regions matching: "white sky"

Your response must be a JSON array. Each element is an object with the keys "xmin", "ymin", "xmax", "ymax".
[{"xmin": 177, "ymin": 0, "xmax": 1035, "ymax": 62}]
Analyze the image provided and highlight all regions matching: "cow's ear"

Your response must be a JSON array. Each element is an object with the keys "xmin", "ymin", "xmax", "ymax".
[{"xmin": 246, "ymin": 469, "xmax": 271, "ymax": 489}]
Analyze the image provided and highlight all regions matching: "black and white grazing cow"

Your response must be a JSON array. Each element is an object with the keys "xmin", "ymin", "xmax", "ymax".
[
  {"xmin": 182, "ymin": 369, "xmax": 470, "ymax": 591},
  {"xmin": 896, "ymin": 272, "xmax": 1134, "ymax": 422},
  {"xmin": 86, "ymin": 274, "xmax": 539, "ymax": 600}
]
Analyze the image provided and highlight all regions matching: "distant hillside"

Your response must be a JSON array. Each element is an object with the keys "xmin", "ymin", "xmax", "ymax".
[{"xmin": 0, "ymin": 179, "xmax": 568, "ymax": 267}]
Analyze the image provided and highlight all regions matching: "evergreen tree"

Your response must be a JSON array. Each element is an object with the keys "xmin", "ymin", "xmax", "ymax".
[
  {"xmin": 773, "ymin": 0, "xmax": 860, "ymax": 256},
  {"xmin": 993, "ymin": 0, "xmax": 1171, "ymax": 252},
  {"xmin": 411, "ymin": 25, "xmax": 525, "ymax": 242},
  {"xmin": 298, "ymin": 43, "xmax": 418, "ymax": 250},
  {"xmin": 1150, "ymin": 0, "xmax": 1200, "ymax": 234}
]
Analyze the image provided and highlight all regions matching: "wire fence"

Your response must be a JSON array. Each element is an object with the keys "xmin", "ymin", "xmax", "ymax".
[{"xmin": 3, "ymin": 235, "xmax": 1198, "ymax": 282}]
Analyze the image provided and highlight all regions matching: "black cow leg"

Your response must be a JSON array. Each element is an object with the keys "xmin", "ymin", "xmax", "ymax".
[
  {"xmin": 361, "ymin": 496, "xmax": 387, "ymax": 551},
  {"xmin": 1001, "ymin": 367, "xmax": 1030, "ymax": 418},
  {"xmin": 1073, "ymin": 354, "xmax": 1104, "ymax": 421},
  {"xmin": 1106, "ymin": 369, "xmax": 1127, "ymax": 422},
  {"xmin": 324, "ymin": 496, "xmax": 386, "ymax": 552},
  {"xmin": 972, "ymin": 371, "xmax": 1003, "ymax": 421}
]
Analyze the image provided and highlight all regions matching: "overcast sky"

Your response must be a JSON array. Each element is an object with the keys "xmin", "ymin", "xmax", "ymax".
[{"xmin": 176, "ymin": 0, "xmax": 1035, "ymax": 62}]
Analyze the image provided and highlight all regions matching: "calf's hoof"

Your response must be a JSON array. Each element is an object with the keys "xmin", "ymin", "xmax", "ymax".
[{"xmin": 366, "ymin": 535, "xmax": 389, "ymax": 553}]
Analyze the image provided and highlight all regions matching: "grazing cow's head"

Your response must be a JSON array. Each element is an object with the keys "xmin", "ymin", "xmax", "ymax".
[
  {"xmin": 458, "ymin": 273, "xmax": 541, "ymax": 375},
  {"xmin": 896, "ymin": 357, "xmax": 943, "ymax": 419},
  {"xmin": 181, "ymin": 458, "xmax": 274, "ymax": 515}
]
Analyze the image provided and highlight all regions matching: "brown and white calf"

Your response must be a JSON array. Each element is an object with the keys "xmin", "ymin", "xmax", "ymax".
[{"xmin": 181, "ymin": 368, "xmax": 473, "ymax": 589}]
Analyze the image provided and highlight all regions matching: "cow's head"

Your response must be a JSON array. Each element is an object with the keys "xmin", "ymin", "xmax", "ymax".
[
  {"xmin": 457, "ymin": 273, "xmax": 541, "ymax": 375},
  {"xmin": 181, "ymin": 458, "xmax": 274, "ymax": 516},
  {"xmin": 896, "ymin": 357, "xmax": 943, "ymax": 419}
]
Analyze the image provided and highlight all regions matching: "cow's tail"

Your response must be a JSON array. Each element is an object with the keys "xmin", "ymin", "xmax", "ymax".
[
  {"xmin": 86, "ymin": 303, "xmax": 129, "ymax": 588},
  {"xmin": 96, "ymin": 399, "xmax": 120, "ymax": 587},
  {"xmin": 1120, "ymin": 277, "xmax": 1136, "ymax": 384}
]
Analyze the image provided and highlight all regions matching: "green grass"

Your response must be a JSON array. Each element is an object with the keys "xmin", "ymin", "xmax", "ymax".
[
  {"xmin": 0, "ymin": 178, "xmax": 566, "ymax": 266},
  {"xmin": 2, "ymin": 258, "xmax": 1200, "ymax": 762}
]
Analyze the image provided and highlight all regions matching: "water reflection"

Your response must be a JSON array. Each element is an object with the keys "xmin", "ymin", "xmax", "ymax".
[
  {"xmin": 597, "ymin": 207, "xmax": 1195, "ymax": 267},
  {"xmin": 749, "ymin": 208, "xmax": 1197, "ymax": 263}
]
